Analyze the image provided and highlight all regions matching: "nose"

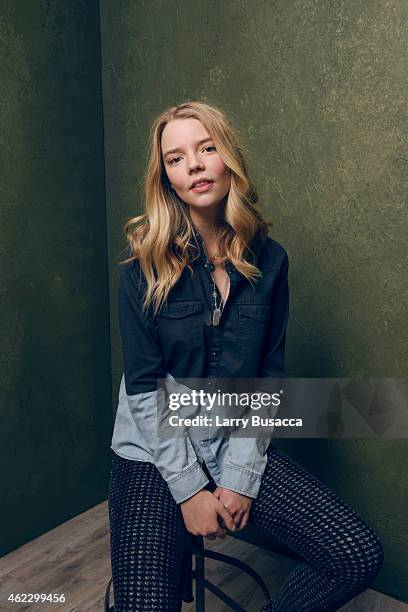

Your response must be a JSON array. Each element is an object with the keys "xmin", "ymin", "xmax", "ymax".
[{"xmin": 188, "ymin": 155, "xmax": 204, "ymax": 173}]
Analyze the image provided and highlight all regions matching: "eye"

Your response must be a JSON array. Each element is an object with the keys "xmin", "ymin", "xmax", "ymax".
[
  {"xmin": 168, "ymin": 156, "xmax": 182, "ymax": 165},
  {"xmin": 203, "ymin": 145, "xmax": 216, "ymax": 152}
]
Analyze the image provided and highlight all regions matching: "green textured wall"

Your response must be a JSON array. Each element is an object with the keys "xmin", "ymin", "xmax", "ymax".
[
  {"xmin": 1, "ymin": 2, "xmax": 112, "ymax": 555},
  {"xmin": 100, "ymin": 0, "xmax": 408, "ymax": 602}
]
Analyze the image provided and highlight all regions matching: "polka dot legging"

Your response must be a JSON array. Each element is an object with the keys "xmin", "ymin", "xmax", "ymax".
[{"xmin": 108, "ymin": 445, "xmax": 384, "ymax": 611}]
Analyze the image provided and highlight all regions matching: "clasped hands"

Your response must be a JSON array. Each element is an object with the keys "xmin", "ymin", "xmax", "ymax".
[{"xmin": 180, "ymin": 486, "xmax": 252, "ymax": 541}]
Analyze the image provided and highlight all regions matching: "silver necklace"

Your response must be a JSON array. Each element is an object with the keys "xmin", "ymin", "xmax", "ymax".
[
  {"xmin": 211, "ymin": 268, "xmax": 230, "ymax": 326},
  {"xmin": 192, "ymin": 227, "xmax": 230, "ymax": 325}
]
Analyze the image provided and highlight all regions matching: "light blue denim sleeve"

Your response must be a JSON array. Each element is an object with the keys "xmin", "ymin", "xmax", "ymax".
[
  {"xmin": 124, "ymin": 375, "xmax": 210, "ymax": 504},
  {"xmin": 218, "ymin": 436, "xmax": 270, "ymax": 498}
]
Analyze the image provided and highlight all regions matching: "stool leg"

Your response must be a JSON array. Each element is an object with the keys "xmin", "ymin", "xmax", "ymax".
[
  {"xmin": 181, "ymin": 533, "xmax": 194, "ymax": 603},
  {"xmin": 104, "ymin": 577, "xmax": 113, "ymax": 611},
  {"xmin": 194, "ymin": 536, "xmax": 206, "ymax": 612}
]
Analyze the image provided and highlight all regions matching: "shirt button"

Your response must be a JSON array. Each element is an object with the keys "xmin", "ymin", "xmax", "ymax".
[
  {"xmin": 211, "ymin": 351, "xmax": 217, "ymax": 356},
  {"xmin": 201, "ymin": 441, "xmax": 207, "ymax": 447},
  {"xmin": 208, "ymin": 263, "xmax": 215, "ymax": 271}
]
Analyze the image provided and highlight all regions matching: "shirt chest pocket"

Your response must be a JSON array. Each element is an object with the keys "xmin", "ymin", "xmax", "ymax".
[
  {"xmin": 157, "ymin": 300, "xmax": 204, "ymax": 352},
  {"xmin": 237, "ymin": 304, "xmax": 270, "ymax": 355}
]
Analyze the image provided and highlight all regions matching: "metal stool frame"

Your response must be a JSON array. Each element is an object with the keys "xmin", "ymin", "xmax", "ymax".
[{"xmin": 104, "ymin": 533, "xmax": 271, "ymax": 611}]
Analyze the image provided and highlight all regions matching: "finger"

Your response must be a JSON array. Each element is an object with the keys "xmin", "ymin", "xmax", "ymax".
[
  {"xmin": 239, "ymin": 519, "xmax": 248, "ymax": 531},
  {"xmin": 218, "ymin": 516, "xmax": 226, "ymax": 530},
  {"xmin": 215, "ymin": 525, "xmax": 227, "ymax": 539},
  {"xmin": 231, "ymin": 510, "xmax": 245, "ymax": 531},
  {"xmin": 217, "ymin": 503, "xmax": 237, "ymax": 532},
  {"xmin": 236, "ymin": 510, "xmax": 250, "ymax": 531}
]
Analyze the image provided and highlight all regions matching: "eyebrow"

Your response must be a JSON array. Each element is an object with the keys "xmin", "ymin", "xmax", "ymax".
[{"xmin": 163, "ymin": 137, "xmax": 213, "ymax": 158}]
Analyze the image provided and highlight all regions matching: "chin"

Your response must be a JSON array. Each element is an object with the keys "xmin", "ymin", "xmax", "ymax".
[{"xmin": 189, "ymin": 198, "xmax": 222, "ymax": 208}]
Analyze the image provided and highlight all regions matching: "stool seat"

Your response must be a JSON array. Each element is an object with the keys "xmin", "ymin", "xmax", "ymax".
[{"xmin": 105, "ymin": 532, "xmax": 271, "ymax": 611}]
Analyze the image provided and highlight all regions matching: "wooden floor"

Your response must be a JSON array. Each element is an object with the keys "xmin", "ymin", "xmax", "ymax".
[{"xmin": 0, "ymin": 501, "xmax": 406, "ymax": 612}]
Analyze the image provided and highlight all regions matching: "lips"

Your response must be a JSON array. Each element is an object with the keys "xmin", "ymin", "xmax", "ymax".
[
  {"xmin": 190, "ymin": 179, "xmax": 213, "ymax": 189},
  {"xmin": 191, "ymin": 180, "xmax": 214, "ymax": 193}
]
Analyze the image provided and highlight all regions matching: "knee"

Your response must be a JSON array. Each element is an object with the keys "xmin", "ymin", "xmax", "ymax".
[
  {"xmin": 341, "ymin": 527, "xmax": 385, "ymax": 590},
  {"xmin": 366, "ymin": 532, "xmax": 385, "ymax": 581}
]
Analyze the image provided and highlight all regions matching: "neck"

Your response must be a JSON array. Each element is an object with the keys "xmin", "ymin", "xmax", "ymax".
[{"xmin": 190, "ymin": 214, "xmax": 224, "ymax": 245}]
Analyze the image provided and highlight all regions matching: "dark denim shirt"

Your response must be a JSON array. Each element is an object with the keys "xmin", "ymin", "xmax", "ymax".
[{"xmin": 111, "ymin": 228, "xmax": 289, "ymax": 503}]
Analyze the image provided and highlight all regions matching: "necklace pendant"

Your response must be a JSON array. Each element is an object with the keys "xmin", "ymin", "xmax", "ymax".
[{"xmin": 212, "ymin": 308, "xmax": 221, "ymax": 326}]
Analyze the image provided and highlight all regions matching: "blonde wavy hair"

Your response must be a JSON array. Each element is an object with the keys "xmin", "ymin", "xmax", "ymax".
[{"xmin": 120, "ymin": 100, "xmax": 272, "ymax": 315}]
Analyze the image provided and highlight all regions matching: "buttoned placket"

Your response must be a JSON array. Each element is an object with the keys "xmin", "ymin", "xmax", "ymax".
[{"xmin": 192, "ymin": 230, "xmax": 235, "ymax": 477}]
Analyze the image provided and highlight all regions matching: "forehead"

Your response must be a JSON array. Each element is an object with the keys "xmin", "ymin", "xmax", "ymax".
[{"xmin": 161, "ymin": 118, "xmax": 211, "ymax": 150}]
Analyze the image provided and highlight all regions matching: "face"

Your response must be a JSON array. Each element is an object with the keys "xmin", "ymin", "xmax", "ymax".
[{"xmin": 161, "ymin": 118, "xmax": 231, "ymax": 213}]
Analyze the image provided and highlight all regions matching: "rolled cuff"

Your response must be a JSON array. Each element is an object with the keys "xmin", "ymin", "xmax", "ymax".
[
  {"xmin": 218, "ymin": 463, "xmax": 264, "ymax": 499},
  {"xmin": 166, "ymin": 460, "xmax": 209, "ymax": 504}
]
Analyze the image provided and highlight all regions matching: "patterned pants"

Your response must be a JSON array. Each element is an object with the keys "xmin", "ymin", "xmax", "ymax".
[{"xmin": 108, "ymin": 446, "xmax": 384, "ymax": 611}]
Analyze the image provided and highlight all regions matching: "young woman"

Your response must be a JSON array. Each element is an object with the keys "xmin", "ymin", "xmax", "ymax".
[{"xmin": 108, "ymin": 101, "xmax": 384, "ymax": 611}]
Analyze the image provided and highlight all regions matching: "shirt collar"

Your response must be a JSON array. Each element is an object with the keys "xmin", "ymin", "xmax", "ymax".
[{"xmin": 191, "ymin": 226, "xmax": 261, "ymax": 273}]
